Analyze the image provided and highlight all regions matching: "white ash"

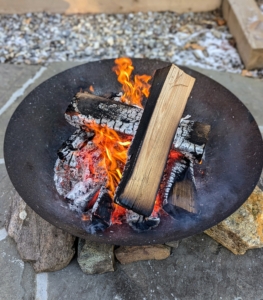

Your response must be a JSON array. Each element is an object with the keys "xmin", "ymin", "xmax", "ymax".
[
  {"xmin": 126, "ymin": 210, "xmax": 160, "ymax": 232},
  {"xmin": 162, "ymin": 159, "xmax": 189, "ymax": 204},
  {"xmin": 173, "ymin": 116, "xmax": 205, "ymax": 158},
  {"xmin": 1, "ymin": 11, "xmax": 262, "ymax": 77},
  {"xmin": 54, "ymin": 129, "xmax": 107, "ymax": 212},
  {"xmin": 66, "ymin": 98, "xmax": 143, "ymax": 135}
]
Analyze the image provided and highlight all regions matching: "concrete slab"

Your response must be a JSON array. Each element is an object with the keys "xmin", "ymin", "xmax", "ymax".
[
  {"xmin": 0, "ymin": 164, "xmax": 14, "ymax": 228},
  {"xmin": 0, "ymin": 62, "xmax": 262, "ymax": 300},
  {"xmin": 0, "ymin": 64, "xmax": 40, "ymax": 109},
  {"xmin": 0, "ymin": 236, "xmax": 35, "ymax": 300},
  {"xmin": 48, "ymin": 234, "xmax": 263, "ymax": 300}
]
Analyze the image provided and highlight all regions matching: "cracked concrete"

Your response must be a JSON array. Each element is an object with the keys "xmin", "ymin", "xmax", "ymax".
[{"xmin": 0, "ymin": 62, "xmax": 262, "ymax": 300}]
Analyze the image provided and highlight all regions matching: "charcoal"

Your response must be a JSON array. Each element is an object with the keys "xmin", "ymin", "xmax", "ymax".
[
  {"xmin": 126, "ymin": 210, "xmax": 160, "ymax": 233},
  {"xmin": 86, "ymin": 187, "xmax": 113, "ymax": 234},
  {"xmin": 163, "ymin": 203, "xmax": 196, "ymax": 221},
  {"xmin": 65, "ymin": 93, "xmax": 209, "ymax": 161},
  {"xmin": 57, "ymin": 129, "xmax": 92, "ymax": 161}
]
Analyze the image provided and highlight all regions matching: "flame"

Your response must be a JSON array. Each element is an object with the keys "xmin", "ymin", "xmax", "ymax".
[
  {"xmin": 89, "ymin": 85, "xmax": 94, "ymax": 93},
  {"xmin": 81, "ymin": 58, "xmax": 182, "ymax": 224},
  {"xmin": 83, "ymin": 121, "xmax": 132, "ymax": 223},
  {"xmin": 112, "ymin": 57, "xmax": 151, "ymax": 107}
]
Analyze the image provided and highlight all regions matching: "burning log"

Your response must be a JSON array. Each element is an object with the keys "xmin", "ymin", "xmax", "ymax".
[
  {"xmin": 66, "ymin": 92, "xmax": 142, "ymax": 135},
  {"xmin": 115, "ymin": 64, "xmax": 195, "ymax": 216},
  {"xmin": 65, "ymin": 93, "xmax": 207, "ymax": 162},
  {"xmin": 87, "ymin": 187, "xmax": 113, "ymax": 234}
]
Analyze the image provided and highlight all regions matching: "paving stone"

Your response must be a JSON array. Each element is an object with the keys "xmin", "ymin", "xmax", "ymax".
[
  {"xmin": 0, "ymin": 236, "xmax": 35, "ymax": 300},
  {"xmin": 77, "ymin": 239, "xmax": 115, "ymax": 274},
  {"xmin": 47, "ymin": 234, "xmax": 263, "ymax": 300},
  {"xmin": 0, "ymin": 164, "xmax": 15, "ymax": 228},
  {"xmin": 0, "ymin": 64, "xmax": 40, "ymax": 108}
]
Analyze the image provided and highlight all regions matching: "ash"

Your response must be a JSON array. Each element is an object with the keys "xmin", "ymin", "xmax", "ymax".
[{"xmin": 0, "ymin": 11, "xmax": 262, "ymax": 77}]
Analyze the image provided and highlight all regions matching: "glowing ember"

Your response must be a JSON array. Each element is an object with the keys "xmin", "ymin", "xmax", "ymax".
[
  {"xmin": 112, "ymin": 57, "xmax": 152, "ymax": 107},
  {"xmin": 89, "ymin": 85, "xmax": 94, "ymax": 93},
  {"xmin": 84, "ymin": 121, "xmax": 132, "ymax": 223}
]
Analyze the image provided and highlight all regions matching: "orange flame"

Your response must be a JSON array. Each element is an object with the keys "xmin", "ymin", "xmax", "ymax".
[
  {"xmin": 87, "ymin": 121, "xmax": 132, "ymax": 197},
  {"xmin": 112, "ymin": 57, "xmax": 151, "ymax": 107},
  {"xmin": 82, "ymin": 58, "xmax": 181, "ymax": 224},
  {"xmin": 89, "ymin": 85, "xmax": 94, "ymax": 93}
]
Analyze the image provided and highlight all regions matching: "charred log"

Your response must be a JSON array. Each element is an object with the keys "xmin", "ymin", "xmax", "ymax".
[
  {"xmin": 126, "ymin": 210, "xmax": 160, "ymax": 233},
  {"xmin": 163, "ymin": 203, "xmax": 196, "ymax": 220},
  {"xmin": 65, "ymin": 92, "xmax": 209, "ymax": 161},
  {"xmin": 87, "ymin": 187, "xmax": 113, "ymax": 234},
  {"xmin": 66, "ymin": 92, "xmax": 142, "ymax": 135}
]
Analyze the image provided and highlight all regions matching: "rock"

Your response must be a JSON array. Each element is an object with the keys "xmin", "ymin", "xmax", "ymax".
[
  {"xmin": 165, "ymin": 240, "xmax": 179, "ymax": 248},
  {"xmin": 205, "ymin": 185, "xmax": 263, "ymax": 255},
  {"xmin": 5, "ymin": 193, "xmax": 76, "ymax": 273},
  {"xmin": 77, "ymin": 239, "xmax": 115, "ymax": 274},
  {"xmin": 115, "ymin": 245, "xmax": 171, "ymax": 265}
]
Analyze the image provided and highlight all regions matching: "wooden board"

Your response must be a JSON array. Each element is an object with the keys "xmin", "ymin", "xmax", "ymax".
[
  {"xmin": 0, "ymin": 0, "xmax": 221, "ymax": 14},
  {"xmin": 223, "ymin": 0, "xmax": 263, "ymax": 69},
  {"xmin": 115, "ymin": 64, "xmax": 195, "ymax": 216}
]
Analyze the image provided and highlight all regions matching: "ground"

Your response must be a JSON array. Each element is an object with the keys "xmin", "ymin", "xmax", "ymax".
[{"xmin": 0, "ymin": 61, "xmax": 262, "ymax": 300}]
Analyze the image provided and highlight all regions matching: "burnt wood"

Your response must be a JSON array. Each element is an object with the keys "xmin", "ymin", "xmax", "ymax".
[
  {"xmin": 66, "ymin": 92, "xmax": 142, "ymax": 135},
  {"xmin": 65, "ymin": 92, "xmax": 209, "ymax": 161},
  {"xmin": 115, "ymin": 64, "xmax": 195, "ymax": 216},
  {"xmin": 4, "ymin": 59, "xmax": 263, "ymax": 246}
]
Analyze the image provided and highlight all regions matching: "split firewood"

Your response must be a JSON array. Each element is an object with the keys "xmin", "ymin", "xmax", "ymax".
[{"xmin": 115, "ymin": 64, "xmax": 196, "ymax": 216}]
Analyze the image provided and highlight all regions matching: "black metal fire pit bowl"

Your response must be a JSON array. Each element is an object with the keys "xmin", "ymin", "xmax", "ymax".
[{"xmin": 4, "ymin": 59, "xmax": 263, "ymax": 245}]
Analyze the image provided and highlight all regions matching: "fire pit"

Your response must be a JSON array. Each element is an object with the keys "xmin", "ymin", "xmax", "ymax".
[{"xmin": 4, "ymin": 58, "xmax": 263, "ymax": 246}]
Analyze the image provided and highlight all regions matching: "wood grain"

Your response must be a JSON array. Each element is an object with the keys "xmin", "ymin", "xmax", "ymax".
[
  {"xmin": 223, "ymin": 0, "xmax": 263, "ymax": 69},
  {"xmin": 115, "ymin": 64, "xmax": 195, "ymax": 216}
]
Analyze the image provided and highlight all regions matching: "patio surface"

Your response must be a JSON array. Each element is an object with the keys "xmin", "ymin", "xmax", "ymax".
[{"xmin": 0, "ymin": 62, "xmax": 263, "ymax": 300}]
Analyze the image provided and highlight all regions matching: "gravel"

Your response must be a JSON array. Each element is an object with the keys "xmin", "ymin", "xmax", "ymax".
[{"xmin": 0, "ymin": 11, "xmax": 262, "ymax": 77}]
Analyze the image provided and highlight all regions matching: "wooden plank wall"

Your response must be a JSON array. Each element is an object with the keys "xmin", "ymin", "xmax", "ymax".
[{"xmin": 0, "ymin": 0, "xmax": 221, "ymax": 14}]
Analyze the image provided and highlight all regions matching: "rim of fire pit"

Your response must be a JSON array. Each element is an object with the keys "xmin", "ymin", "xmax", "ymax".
[{"xmin": 4, "ymin": 59, "xmax": 263, "ymax": 245}]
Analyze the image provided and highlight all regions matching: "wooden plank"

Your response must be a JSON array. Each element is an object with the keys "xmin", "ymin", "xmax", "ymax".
[
  {"xmin": 0, "ymin": 0, "xmax": 222, "ymax": 14},
  {"xmin": 115, "ymin": 64, "xmax": 195, "ymax": 216},
  {"xmin": 223, "ymin": 0, "xmax": 263, "ymax": 69}
]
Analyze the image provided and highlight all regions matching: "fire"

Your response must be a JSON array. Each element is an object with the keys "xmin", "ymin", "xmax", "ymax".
[
  {"xmin": 84, "ymin": 121, "xmax": 132, "ymax": 223},
  {"xmin": 89, "ymin": 85, "xmax": 94, "ymax": 93},
  {"xmin": 82, "ymin": 58, "xmax": 179, "ymax": 224},
  {"xmin": 112, "ymin": 57, "xmax": 152, "ymax": 107}
]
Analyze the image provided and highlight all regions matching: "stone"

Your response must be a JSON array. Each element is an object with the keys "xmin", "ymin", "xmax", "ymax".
[
  {"xmin": 205, "ymin": 185, "xmax": 263, "ymax": 255},
  {"xmin": 5, "ymin": 193, "xmax": 76, "ymax": 273},
  {"xmin": 77, "ymin": 239, "xmax": 115, "ymax": 274},
  {"xmin": 0, "ymin": 164, "xmax": 14, "ymax": 229},
  {"xmin": 0, "ymin": 236, "xmax": 35, "ymax": 300},
  {"xmin": 115, "ymin": 245, "xmax": 171, "ymax": 265},
  {"xmin": 165, "ymin": 240, "xmax": 180, "ymax": 248}
]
